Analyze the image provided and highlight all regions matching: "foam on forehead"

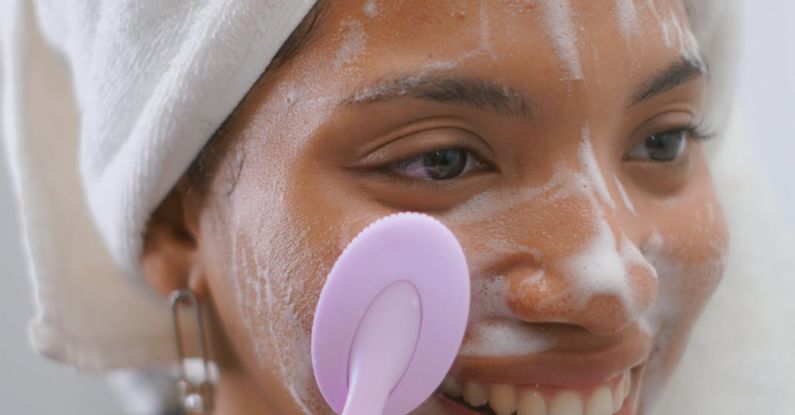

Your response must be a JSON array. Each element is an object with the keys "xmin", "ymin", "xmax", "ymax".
[
  {"xmin": 539, "ymin": 0, "xmax": 584, "ymax": 80},
  {"xmin": 334, "ymin": 18, "xmax": 366, "ymax": 70},
  {"xmin": 363, "ymin": 0, "xmax": 379, "ymax": 18},
  {"xmin": 616, "ymin": 0, "xmax": 641, "ymax": 37}
]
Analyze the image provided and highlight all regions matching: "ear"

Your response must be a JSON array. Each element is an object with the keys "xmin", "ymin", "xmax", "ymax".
[{"xmin": 140, "ymin": 184, "xmax": 209, "ymax": 300}]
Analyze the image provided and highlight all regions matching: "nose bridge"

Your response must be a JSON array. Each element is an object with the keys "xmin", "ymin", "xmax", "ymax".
[{"xmin": 505, "ymin": 139, "xmax": 659, "ymax": 335}]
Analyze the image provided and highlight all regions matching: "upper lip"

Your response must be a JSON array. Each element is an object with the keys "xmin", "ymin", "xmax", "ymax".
[{"xmin": 448, "ymin": 323, "xmax": 652, "ymax": 387}]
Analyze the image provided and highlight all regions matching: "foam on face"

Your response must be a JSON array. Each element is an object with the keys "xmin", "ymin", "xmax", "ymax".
[
  {"xmin": 678, "ymin": 14, "xmax": 700, "ymax": 61},
  {"xmin": 446, "ymin": 156, "xmax": 601, "ymax": 228},
  {"xmin": 240, "ymin": 114, "xmax": 386, "ymax": 412},
  {"xmin": 659, "ymin": 5, "xmax": 704, "ymax": 70},
  {"xmin": 615, "ymin": 0, "xmax": 640, "ymax": 38},
  {"xmin": 546, "ymin": 129, "xmax": 650, "ymax": 319},
  {"xmin": 478, "ymin": 1, "xmax": 496, "ymax": 59},
  {"xmin": 334, "ymin": 18, "xmax": 367, "ymax": 70},
  {"xmin": 637, "ymin": 228, "xmax": 726, "ymax": 412},
  {"xmin": 213, "ymin": 1, "xmax": 729, "ymax": 412},
  {"xmin": 448, "ymin": 128, "xmax": 641, "ymax": 318},
  {"xmin": 459, "ymin": 272, "xmax": 555, "ymax": 357},
  {"xmin": 643, "ymin": 0, "xmax": 665, "ymax": 42},
  {"xmin": 615, "ymin": 175, "xmax": 637, "ymax": 215},
  {"xmin": 449, "ymin": 127, "xmax": 651, "ymax": 350},
  {"xmin": 446, "ymin": 184, "xmax": 549, "ymax": 225},
  {"xmin": 459, "ymin": 319, "xmax": 558, "ymax": 357},
  {"xmin": 348, "ymin": 3, "xmax": 500, "ymax": 104},
  {"xmin": 620, "ymin": 236, "xmax": 653, "ymax": 277},
  {"xmin": 224, "ymin": 134, "xmax": 332, "ymax": 414},
  {"xmin": 539, "ymin": 0, "xmax": 584, "ymax": 80},
  {"xmin": 636, "ymin": 230, "xmax": 682, "ymax": 412},
  {"xmin": 342, "ymin": 3, "xmax": 500, "ymax": 98},
  {"xmin": 561, "ymin": 207, "xmax": 638, "ymax": 317},
  {"xmin": 249, "ymin": 221, "xmax": 316, "ymax": 414},
  {"xmin": 363, "ymin": 0, "xmax": 379, "ymax": 18},
  {"xmin": 579, "ymin": 127, "xmax": 616, "ymax": 209},
  {"xmin": 247, "ymin": 220, "xmax": 317, "ymax": 415}
]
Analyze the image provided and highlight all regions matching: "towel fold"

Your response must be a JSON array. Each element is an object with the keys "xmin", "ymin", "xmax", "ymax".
[{"xmin": 1, "ymin": 0, "xmax": 316, "ymax": 370}]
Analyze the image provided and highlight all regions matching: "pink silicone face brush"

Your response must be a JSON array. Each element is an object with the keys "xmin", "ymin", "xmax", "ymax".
[{"xmin": 311, "ymin": 212, "xmax": 470, "ymax": 415}]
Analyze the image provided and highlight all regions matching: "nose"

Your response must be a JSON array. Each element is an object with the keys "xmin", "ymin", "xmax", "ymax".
[
  {"xmin": 507, "ymin": 209, "xmax": 658, "ymax": 335},
  {"xmin": 498, "ymin": 169, "xmax": 659, "ymax": 336}
]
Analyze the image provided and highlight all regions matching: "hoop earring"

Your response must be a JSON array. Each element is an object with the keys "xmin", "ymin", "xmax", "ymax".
[{"xmin": 169, "ymin": 289, "xmax": 214, "ymax": 414}]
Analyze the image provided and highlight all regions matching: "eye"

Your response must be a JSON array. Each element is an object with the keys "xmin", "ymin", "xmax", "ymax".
[
  {"xmin": 627, "ymin": 129, "xmax": 688, "ymax": 162},
  {"xmin": 388, "ymin": 148, "xmax": 486, "ymax": 181}
]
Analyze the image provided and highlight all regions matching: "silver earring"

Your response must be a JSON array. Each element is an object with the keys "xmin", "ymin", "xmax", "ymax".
[{"xmin": 169, "ymin": 289, "xmax": 214, "ymax": 414}]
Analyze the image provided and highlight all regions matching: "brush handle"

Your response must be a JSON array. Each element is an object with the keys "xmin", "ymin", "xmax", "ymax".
[{"xmin": 342, "ymin": 282, "xmax": 421, "ymax": 415}]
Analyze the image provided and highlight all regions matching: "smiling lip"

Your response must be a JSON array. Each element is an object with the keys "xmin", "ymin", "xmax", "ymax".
[
  {"xmin": 448, "ymin": 324, "xmax": 652, "ymax": 387},
  {"xmin": 429, "ymin": 326, "xmax": 650, "ymax": 415}
]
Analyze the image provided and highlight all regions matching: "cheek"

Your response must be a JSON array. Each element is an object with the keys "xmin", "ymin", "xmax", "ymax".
[
  {"xmin": 224, "ymin": 156, "xmax": 402, "ymax": 412},
  {"xmin": 638, "ymin": 195, "xmax": 728, "ymax": 408},
  {"xmin": 204, "ymin": 156, "xmax": 353, "ymax": 413},
  {"xmin": 216, "ymin": 201, "xmax": 325, "ymax": 412},
  {"xmin": 646, "ymin": 194, "xmax": 729, "ymax": 324}
]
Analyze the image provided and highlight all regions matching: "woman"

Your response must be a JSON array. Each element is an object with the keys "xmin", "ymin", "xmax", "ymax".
[{"xmin": 4, "ymin": 0, "xmax": 773, "ymax": 414}]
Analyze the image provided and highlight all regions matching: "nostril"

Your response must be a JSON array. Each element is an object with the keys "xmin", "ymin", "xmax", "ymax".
[{"xmin": 503, "ymin": 246, "xmax": 659, "ymax": 334}]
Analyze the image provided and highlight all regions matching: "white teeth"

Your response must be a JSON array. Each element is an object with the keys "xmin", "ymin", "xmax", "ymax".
[
  {"xmin": 489, "ymin": 384, "xmax": 518, "ymax": 415},
  {"xmin": 441, "ymin": 377, "xmax": 463, "ymax": 398},
  {"xmin": 518, "ymin": 389, "xmax": 547, "ymax": 415},
  {"xmin": 549, "ymin": 391, "xmax": 583, "ymax": 415},
  {"xmin": 613, "ymin": 374, "xmax": 628, "ymax": 412},
  {"xmin": 442, "ymin": 373, "xmax": 633, "ymax": 415},
  {"xmin": 612, "ymin": 383, "xmax": 623, "ymax": 411},
  {"xmin": 463, "ymin": 381, "xmax": 489, "ymax": 407},
  {"xmin": 586, "ymin": 386, "xmax": 614, "ymax": 415}
]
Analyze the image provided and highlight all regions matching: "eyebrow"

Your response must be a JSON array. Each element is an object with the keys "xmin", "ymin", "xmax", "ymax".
[
  {"xmin": 629, "ymin": 54, "xmax": 709, "ymax": 106},
  {"xmin": 341, "ymin": 75, "xmax": 533, "ymax": 119},
  {"xmin": 340, "ymin": 54, "xmax": 707, "ymax": 117}
]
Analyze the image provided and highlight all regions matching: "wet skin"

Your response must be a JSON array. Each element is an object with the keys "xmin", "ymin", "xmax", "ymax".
[{"xmin": 142, "ymin": 1, "xmax": 728, "ymax": 414}]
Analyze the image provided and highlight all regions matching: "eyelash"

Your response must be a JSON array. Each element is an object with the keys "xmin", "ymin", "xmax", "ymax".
[
  {"xmin": 379, "ymin": 121, "xmax": 716, "ymax": 182},
  {"xmin": 672, "ymin": 120, "xmax": 716, "ymax": 141},
  {"xmin": 378, "ymin": 147, "xmax": 492, "ymax": 183}
]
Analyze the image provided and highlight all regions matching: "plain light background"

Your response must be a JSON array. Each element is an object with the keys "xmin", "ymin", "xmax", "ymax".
[
  {"xmin": 737, "ymin": 2, "xmax": 795, "ymax": 229},
  {"xmin": 1, "ymin": 2, "xmax": 793, "ymax": 414},
  {"xmin": 0, "ymin": 149, "xmax": 121, "ymax": 412}
]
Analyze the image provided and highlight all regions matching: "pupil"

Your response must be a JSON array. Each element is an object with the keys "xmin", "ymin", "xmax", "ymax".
[
  {"xmin": 647, "ymin": 132, "xmax": 684, "ymax": 161},
  {"xmin": 422, "ymin": 149, "xmax": 466, "ymax": 180}
]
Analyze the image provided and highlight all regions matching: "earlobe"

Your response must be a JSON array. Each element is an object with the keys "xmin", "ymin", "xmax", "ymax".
[
  {"xmin": 141, "ymin": 189, "xmax": 205, "ymax": 299},
  {"xmin": 188, "ymin": 266, "xmax": 210, "ymax": 300}
]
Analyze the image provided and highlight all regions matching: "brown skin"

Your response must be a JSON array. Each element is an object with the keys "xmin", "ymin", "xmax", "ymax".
[{"xmin": 142, "ymin": 1, "xmax": 727, "ymax": 414}]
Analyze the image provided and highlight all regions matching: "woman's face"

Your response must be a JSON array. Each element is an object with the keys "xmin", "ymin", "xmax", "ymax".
[{"xmin": 192, "ymin": 1, "xmax": 727, "ymax": 414}]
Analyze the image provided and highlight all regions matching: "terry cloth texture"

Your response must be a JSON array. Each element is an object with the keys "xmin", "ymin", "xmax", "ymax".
[{"xmin": 0, "ymin": 0, "xmax": 317, "ymax": 370}]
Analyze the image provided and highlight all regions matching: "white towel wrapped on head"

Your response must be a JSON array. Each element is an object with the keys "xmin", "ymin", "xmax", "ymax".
[{"xmin": 1, "ymin": 0, "xmax": 317, "ymax": 370}]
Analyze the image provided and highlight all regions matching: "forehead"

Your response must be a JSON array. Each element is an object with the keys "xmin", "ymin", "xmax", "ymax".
[{"xmin": 299, "ymin": 0, "xmax": 697, "ymax": 91}]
